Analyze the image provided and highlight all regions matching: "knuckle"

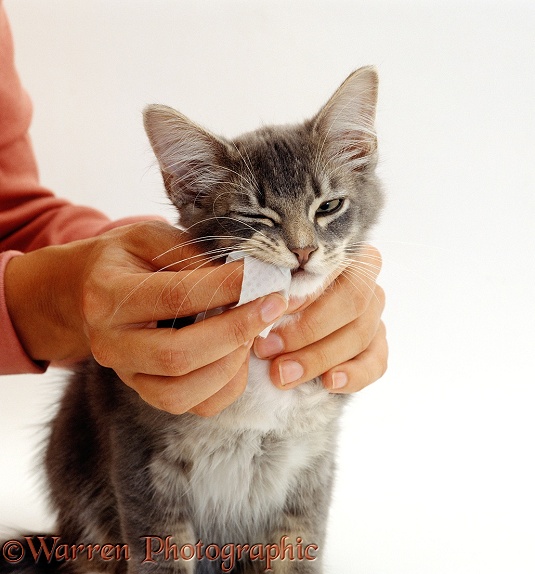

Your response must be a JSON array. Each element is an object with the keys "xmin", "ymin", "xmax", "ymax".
[
  {"xmin": 81, "ymin": 280, "xmax": 105, "ymax": 326},
  {"xmin": 156, "ymin": 394, "xmax": 189, "ymax": 415},
  {"xmin": 349, "ymin": 292, "xmax": 364, "ymax": 319},
  {"xmin": 138, "ymin": 381, "xmax": 191, "ymax": 413},
  {"xmin": 362, "ymin": 366, "xmax": 374, "ymax": 388},
  {"xmin": 191, "ymin": 371, "xmax": 248, "ymax": 418},
  {"xmin": 372, "ymin": 320, "xmax": 388, "ymax": 351},
  {"xmin": 227, "ymin": 378, "xmax": 248, "ymax": 404},
  {"xmin": 372, "ymin": 354, "xmax": 388, "ymax": 384},
  {"xmin": 128, "ymin": 220, "xmax": 157, "ymax": 236},
  {"xmin": 149, "ymin": 383, "xmax": 191, "ymax": 415},
  {"xmin": 364, "ymin": 338, "xmax": 389, "ymax": 386},
  {"xmin": 212, "ymin": 351, "xmax": 243, "ymax": 383},
  {"xmin": 120, "ymin": 221, "xmax": 159, "ymax": 247},
  {"xmin": 220, "ymin": 265, "xmax": 242, "ymax": 302},
  {"xmin": 355, "ymin": 329, "xmax": 369, "ymax": 355},
  {"xmin": 371, "ymin": 245, "xmax": 383, "ymax": 268},
  {"xmin": 312, "ymin": 346, "xmax": 331, "ymax": 374},
  {"xmin": 374, "ymin": 284, "xmax": 386, "ymax": 310},
  {"xmin": 379, "ymin": 357, "xmax": 388, "ymax": 379},
  {"xmin": 156, "ymin": 344, "xmax": 192, "ymax": 376},
  {"xmin": 340, "ymin": 277, "xmax": 367, "ymax": 319},
  {"xmin": 170, "ymin": 400, "xmax": 191, "ymax": 416},
  {"xmin": 160, "ymin": 280, "xmax": 195, "ymax": 317},
  {"xmin": 378, "ymin": 336, "xmax": 389, "ymax": 377},
  {"xmin": 379, "ymin": 319, "xmax": 387, "ymax": 338},
  {"xmin": 227, "ymin": 318, "xmax": 252, "ymax": 348},
  {"xmin": 363, "ymin": 244, "xmax": 382, "ymax": 274},
  {"xmin": 81, "ymin": 272, "xmax": 117, "ymax": 327},
  {"xmin": 192, "ymin": 402, "xmax": 220, "ymax": 418},
  {"xmin": 91, "ymin": 339, "xmax": 114, "ymax": 368},
  {"xmin": 293, "ymin": 315, "xmax": 319, "ymax": 345}
]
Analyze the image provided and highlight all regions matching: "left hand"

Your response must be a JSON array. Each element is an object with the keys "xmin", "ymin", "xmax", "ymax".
[{"xmin": 253, "ymin": 245, "xmax": 387, "ymax": 393}]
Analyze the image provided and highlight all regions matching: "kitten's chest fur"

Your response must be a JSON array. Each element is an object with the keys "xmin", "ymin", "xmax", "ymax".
[{"xmin": 151, "ymin": 356, "xmax": 342, "ymax": 544}]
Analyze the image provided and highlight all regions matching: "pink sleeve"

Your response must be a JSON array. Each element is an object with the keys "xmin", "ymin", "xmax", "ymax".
[{"xmin": 0, "ymin": 3, "xmax": 165, "ymax": 374}]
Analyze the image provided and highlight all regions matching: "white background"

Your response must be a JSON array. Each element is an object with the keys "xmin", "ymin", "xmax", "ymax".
[{"xmin": 1, "ymin": 1, "xmax": 535, "ymax": 572}]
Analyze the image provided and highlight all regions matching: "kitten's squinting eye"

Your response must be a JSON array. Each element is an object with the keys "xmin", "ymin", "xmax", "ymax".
[
  {"xmin": 231, "ymin": 211, "xmax": 276, "ymax": 227},
  {"xmin": 316, "ymin": 198, "xmax": 344, "ymax": 216}
]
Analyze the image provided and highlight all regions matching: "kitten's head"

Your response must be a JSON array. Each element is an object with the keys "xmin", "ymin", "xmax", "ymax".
[{"xmin": 144, "ymin": 67, "xmax": 383, "ymax": 298}]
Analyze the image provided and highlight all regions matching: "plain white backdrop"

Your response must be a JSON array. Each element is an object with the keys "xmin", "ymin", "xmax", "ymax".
[{"xmin": 1, "ymin": 1, "xmax": 534, "ymax": 572}]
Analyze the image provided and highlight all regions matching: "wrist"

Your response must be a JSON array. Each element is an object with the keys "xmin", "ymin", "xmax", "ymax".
[{"xmin": 4, "ymin": 240, "xmax": 94, "ymax": 363}]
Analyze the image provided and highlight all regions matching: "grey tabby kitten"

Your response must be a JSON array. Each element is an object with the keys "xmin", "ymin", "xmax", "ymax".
[{"xmin": 34, "ymin": 67, "xmax": 382, "ymax": 574}]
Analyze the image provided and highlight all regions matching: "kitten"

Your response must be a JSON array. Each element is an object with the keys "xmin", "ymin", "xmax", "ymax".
[{"xmin": 15, "ymin": 67, "xmax": 383, "ymax": 574}]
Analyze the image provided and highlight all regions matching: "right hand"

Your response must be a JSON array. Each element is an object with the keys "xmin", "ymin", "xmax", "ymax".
[{"xmin": 5, "ymin": 221, "xmax": 288, "ymax": 416}]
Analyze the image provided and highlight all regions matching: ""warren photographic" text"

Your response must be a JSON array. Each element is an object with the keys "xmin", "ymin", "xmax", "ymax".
[{"xmin": 2, "ymin": 535, "xmax": 318, "ymax": 573}]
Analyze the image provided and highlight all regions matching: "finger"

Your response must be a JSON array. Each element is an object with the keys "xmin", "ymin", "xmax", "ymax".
[
  {"xmin": 102, "ymin": 260, "xmax": 244, "ymax": 325},
  {"xmin": 322, "ymin": 321, "xmax": 388, "ymax": 393},
  {"xmin": 188, "ymin": 354, "xmax": 250, "ymax": 417},
  {"xmin": 267, "ymin": 287, "xmax": 384, "ymax": 388},
  {"xmin": 124, "ymin": 342, "xmax": 253, "ymax": 414},
  {"xmin": 285, "ymin": 244, "xmax": 382, "ymax": 314},
  {"xmin": 256, "ymin": 277, "xmax": 384, "ymax": 361},
  {"xmin": 92, "ymin": 293, "xmax": 287, "ymax": 375}
]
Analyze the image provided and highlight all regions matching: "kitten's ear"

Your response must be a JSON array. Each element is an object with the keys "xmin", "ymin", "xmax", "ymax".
[
  {"xmin": 313, "ymin": 66, "xmax": 378, "ymax": 172},
  {"xmin": 143, "ymin": 104, "xmax": 228, "ymax": 207}
]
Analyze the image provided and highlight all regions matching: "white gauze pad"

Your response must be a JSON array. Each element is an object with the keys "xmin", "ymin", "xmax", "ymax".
[{"xmin": 226, "ymin": 251, "xmax": 292, "ymax": 338}]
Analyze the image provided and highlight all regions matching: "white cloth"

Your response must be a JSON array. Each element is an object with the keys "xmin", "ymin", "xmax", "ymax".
[
  {"xmin": 195, "ymin": 251, "xmax": 291, "ymax": 338},
  {"xmin": 227, "ymin": 251, "xmax": 291, "ymax": 337}
]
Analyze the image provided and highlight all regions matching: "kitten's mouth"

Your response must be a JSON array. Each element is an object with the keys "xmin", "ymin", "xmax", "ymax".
[
  {"xmin": 290, "ymin": 267, "xmax": 320, "ymax": 283},
  {"xmin": 291, "ymin": 267, "xmax": 307, "ymax": 278}
]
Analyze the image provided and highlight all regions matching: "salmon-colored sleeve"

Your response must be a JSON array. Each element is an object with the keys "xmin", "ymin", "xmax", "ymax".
[{"xmin": 0, "ymin": 3, "xmax": 164, "ymax": 374}]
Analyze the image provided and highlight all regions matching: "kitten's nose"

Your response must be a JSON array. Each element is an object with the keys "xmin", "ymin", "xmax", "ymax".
[{"xmin": 291, "ymin": 246, "xmax": 317, "ymax": 266}]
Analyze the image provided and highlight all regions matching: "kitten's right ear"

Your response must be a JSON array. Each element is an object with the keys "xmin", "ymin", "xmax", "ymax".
[{"xmin": 143, "ymin": 104, "xmax": 228, "ymax": 207}]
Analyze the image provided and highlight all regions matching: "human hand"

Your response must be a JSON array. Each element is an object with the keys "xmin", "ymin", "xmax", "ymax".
[
  {"xmin": 254, "ymin": 245, "xmax": 387, "ymax": 393},
  {"xmin": 4, "ymin": 221, "xmax": 287, "ymax": 415}
]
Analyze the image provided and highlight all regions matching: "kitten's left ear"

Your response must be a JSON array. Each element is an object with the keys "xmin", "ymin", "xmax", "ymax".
[{"xmin": 313, "ymin": 66, "xmax": 378, "ymax": 172}]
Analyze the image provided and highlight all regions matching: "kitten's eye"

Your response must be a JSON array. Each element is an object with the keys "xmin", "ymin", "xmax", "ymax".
[
  {"xmin": 231, "ymin": 211, "xmax": 276, "ymax": 227},
  {"xmin": 316, "ymin": 198, "xmax": 344, "ymax": 216}
]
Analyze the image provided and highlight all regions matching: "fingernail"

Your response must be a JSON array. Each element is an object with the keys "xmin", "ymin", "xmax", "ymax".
[
  {"xmin": 260, "ymin": 294, "xmax": 287, "ymax": 324},
  {"xmin": 254, "ymin": 332, "xmax": 284, "ymax": 359},
  {"xmin": 331, "ymin": 371, "xmax": 348, "ymax": 390},
  {"xmin": 279, "ymin": 360, "xmax": 304, "ymax": 386}
]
